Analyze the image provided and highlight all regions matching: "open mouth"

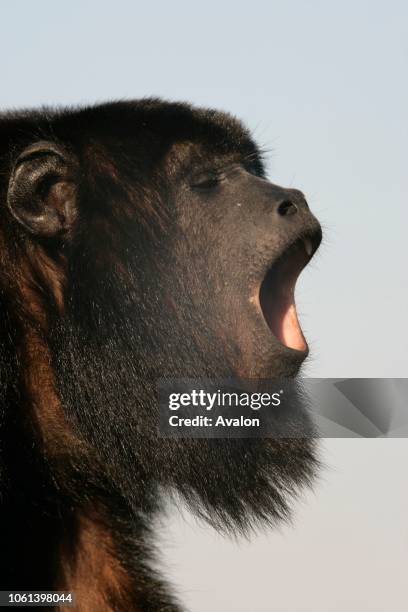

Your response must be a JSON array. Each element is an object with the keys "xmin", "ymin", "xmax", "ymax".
[{"xmin": 259, "ymin": 229, "xmax": 321, "ymax": 353}]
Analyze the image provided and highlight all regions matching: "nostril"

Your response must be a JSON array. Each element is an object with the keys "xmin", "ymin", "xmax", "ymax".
[{"xmin": 277, "ymin": 200, "xmax": 298, "ymax": 217}]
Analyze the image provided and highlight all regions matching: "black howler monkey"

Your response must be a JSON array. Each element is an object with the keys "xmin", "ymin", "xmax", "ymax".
[{"xmin": 0, "ymin": 99, "xmax": 321, "ymax": 611}]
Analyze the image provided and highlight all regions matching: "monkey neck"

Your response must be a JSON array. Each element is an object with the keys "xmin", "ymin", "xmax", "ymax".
[{"xmin": 0, "ymin": 309, "xmax": 140, "ymax": 611}]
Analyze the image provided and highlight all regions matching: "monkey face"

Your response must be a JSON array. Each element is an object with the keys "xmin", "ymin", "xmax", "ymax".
[{"xmin": 172, "ymin": 158, "xmax": 322, "ymax": 377}]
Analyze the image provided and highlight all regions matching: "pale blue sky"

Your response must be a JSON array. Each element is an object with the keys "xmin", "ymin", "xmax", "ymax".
[
  {"xmin": 1, "ymin": 4, "xmax": 407, "ymax": 611},
  {"xmin": 2, "ymin": 0, "xmax": 407, "ymax": 376}
]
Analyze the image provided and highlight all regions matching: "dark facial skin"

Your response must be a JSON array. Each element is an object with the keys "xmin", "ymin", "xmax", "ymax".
[
  {"xmin": 174, "ymin": 158, "xmax": 321, "ymax": 377},
  {"xmin": 0, "ymin": 100, "xmax": 322, "ymax": 610}
]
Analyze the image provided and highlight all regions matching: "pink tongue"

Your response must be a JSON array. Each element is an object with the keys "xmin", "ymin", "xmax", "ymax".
[{"xmin": 281, "ymin": 302, "xmax": 306, "ymax": 351}]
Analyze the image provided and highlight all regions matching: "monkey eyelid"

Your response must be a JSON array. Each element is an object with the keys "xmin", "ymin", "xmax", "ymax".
[
  {"xmin": 188, "ymin": 162, "xmax": 246, "ymax": 189},
  {"xmin": 189, "ymin": 170, "xmax": 225, "ymax": 190}
]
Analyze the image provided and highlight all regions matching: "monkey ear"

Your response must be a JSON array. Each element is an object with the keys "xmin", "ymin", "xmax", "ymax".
[{"xmin": 7, "ymin": 141, "xmax": 78, "ymax": 238}]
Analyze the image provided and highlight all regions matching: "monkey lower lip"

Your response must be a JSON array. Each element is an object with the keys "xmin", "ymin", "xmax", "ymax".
[{"xmin": 259, "ymin": 239, "xmax": 311, "ymax": 352}]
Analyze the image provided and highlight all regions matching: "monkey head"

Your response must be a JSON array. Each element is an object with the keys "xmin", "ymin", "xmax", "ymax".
[{"xmin": 1, "ymin": 100, "xmax": 321, "ymax": 532}]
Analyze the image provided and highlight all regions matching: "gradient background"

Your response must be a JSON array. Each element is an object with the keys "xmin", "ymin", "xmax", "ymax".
[{"xmin": 1, "ymin": 1, "xmax": 407, "ymax": 610}]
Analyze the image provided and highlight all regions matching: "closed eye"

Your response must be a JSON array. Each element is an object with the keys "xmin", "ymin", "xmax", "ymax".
[{"xmin": 190, "ymin": 171, "xmax": 225, "ymax": 191}]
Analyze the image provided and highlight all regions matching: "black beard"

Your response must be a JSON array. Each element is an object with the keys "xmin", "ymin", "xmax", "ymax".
[{"xmin": 48, "ymin": 251, "xmax": 319, "ymax": 534}]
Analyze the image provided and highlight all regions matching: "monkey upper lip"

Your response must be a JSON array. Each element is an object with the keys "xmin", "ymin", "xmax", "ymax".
[{"xmin": 258, "ymin": 226, "xmax": 322, "ymax": 354}]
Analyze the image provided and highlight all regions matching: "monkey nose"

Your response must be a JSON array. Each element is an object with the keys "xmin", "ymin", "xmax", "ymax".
[
  {"xmin": 277, "ymin": 200, "xmax": 298, "ymax": 216},
  {"xmin": 276, "ymin": 190, "xmax": 309, "ymax": 217}
]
